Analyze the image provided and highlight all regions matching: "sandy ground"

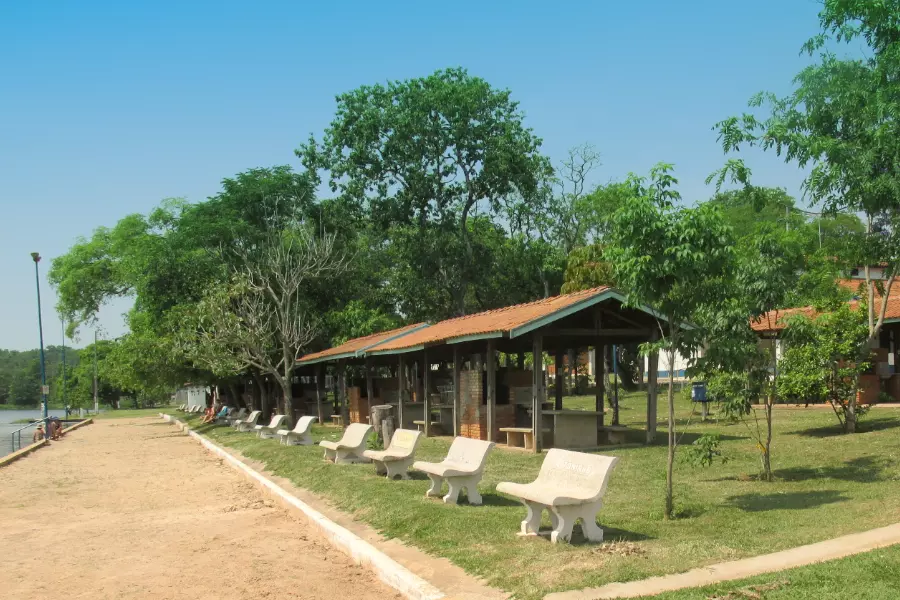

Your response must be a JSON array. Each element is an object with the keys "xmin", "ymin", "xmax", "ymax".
[{"xmin": 0, "ymin": 418, "xmax": 402, "ymax": 600}]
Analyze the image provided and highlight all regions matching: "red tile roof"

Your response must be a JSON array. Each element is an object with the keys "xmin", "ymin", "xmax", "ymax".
[
  {"xmin": 751, "ymin": 294, "xmax": 900, "ymax": 333},
  {"xmin": 297, "ymin": 323, "xmax": 427, "ymax": 364},
  {"xmin": 366, "ymin": 287, "xmax": 614, "ymax": 353}
]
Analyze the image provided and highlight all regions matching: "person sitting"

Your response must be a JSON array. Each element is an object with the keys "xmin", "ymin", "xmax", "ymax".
[
  {"xmin": 49, "ymin": 417, "xmax": 64, "ymax": 440},
  {"xmin": 32, "ymin": 424, "xmax": 45, "ymax": 443},
  {"xmin": 200, "ymin": 405, "xmax": 217, "ymax": 424}
]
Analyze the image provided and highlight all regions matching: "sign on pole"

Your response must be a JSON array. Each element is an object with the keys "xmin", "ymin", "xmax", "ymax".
[{"xmin": 41, "ymin": 385, "xmax": 50, "ymax": 395}]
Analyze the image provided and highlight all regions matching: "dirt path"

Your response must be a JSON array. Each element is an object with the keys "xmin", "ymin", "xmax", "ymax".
[{"xmin": 0, "ymin": 417, "xmax": 403, "ymax": 600}]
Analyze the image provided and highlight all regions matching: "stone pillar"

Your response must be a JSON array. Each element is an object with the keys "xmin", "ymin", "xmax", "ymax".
[{"xmin": 486, "ymin": 340, "xmax": 497, "ymax": 443}]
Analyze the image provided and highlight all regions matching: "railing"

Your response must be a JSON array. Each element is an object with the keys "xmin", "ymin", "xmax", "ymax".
[{"xmin": 10, "ymin": 419, "xmax": 44, "ymax": 454}]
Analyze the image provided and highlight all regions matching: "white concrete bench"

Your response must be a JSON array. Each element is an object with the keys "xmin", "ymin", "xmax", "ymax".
[
  {"xmin": 598, "ymin": 425, "xmax": 630, "ymax": 445},
  {"xmin": 277, "ymin": 416, "xmax": 317, "ymax": 446},
  {"xmin": 496, "ymin": 449, "xmax": 618, "ymax": 543},
  {"xmin": 412, "ymin": 437, "xmax": 495, "ymax": 505},
  {"xmin": 225, "ymin": 407, "xmax": 247, "ymax": 426},
  {"xmin": 331, "ymin": 414, "xmax": 344, "ymax": 426},
  {"xmin": 320, "ymin": 423, "xmax": 373, "ymax": 464},
  {"xmin": 177, "ymin": 403, "xmax": 186, "ymax": 411},
  {"xmin": 363, "ymin": 429, "xmax": 422, "ymax": 480},
  {"xmin": 234, "ymin": 410, "xmax": 262, "ymax": 432},
  {"xmin": 255, "ymin": 414, "xmax": 288, "ymax": 439}
]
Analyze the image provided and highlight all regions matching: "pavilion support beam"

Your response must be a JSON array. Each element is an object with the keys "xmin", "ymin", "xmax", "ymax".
[
  {"xmin": 554, "ymin": 350, "xmax": 564, "ymax": 410},
  {"xmin": 532, "ymin": 334, "xmax": 544, "ymax": 454},
  {"xmin": 398, "ymin": 354, "xmax": 407, "ymax": 429},
  {"xmin": 594, "ymin": 343, "xmax": 606, "ymax": 432},
  {"xmin": 567, "ymin": 348, "xmax": 576, "ymax": 395},
  {"xmin": 315, "ymin": 364, "xmax": 325, "ymax": 425},
  {"xmin": 487, "ymin": 339, "xmax": 497, "ymax": 443},
  {"xmin": 423, "ymin": 350, "xmax": 431, "ymax": 437},
  {"xmin": 337, "ymin": 360, "xmax": 349, "ymax": 427},
  {"xmin": 453, "ymin": 346, "xmax": 462, "ymax": 437},
  {"xmin": 647, "ymin": 330, "xmax": 659, "ymax": 444},
  {"xmin": 365, "ymin": 358, "xmax": 374, "ymax": 423},
  {"xmin": 517, "ymin": 352, "xmax": 525, "ymax": 370}
]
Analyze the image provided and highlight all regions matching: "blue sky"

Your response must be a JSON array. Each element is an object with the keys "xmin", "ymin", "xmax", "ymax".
[{"xmin": 0, "ymin": 0, "xmax": 827, "ymax": 350}]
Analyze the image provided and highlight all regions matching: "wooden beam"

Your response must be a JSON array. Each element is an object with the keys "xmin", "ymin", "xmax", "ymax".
[
  {"xmin": 337, "ymin": 360, "xmax": 348, "ymax": 427},
  {"xmin": 398, "ymin": 354, "xmax": 406, "ymax": 429},
  {"xmin": 452, "ymin": 346, "xmax": 461, "ymax": 437},
  {"xmin": 599, "ymin": 308, "xmax": 646, "ymax": 329},
  {"xmin": 315, "ymin": 364, "xmax": 325, "ymax": 425},
  {"xmin": 532, "ymin": 334, "xmax": 544, "ymax": 453},
  {"xmin": 548, "ymin": 327, "xmax": 652, "ymax": 337},
  {"xmin": 486, "ymin": 339, "xmax": 497, "ymax": 443},
  {"xmin": 595, "ymin": 344, "xmax": 605, "ymax": 431},
  {"xmin": 423, "ymin": 350, "xmax": 431, "ymax": 437},
  {"xmin": 554, "ymin": 350, "xmax": 564, "ymax": 410},
  {"xmin": 365, "ymin": 358, "xmax": 374, "ymax": 424}
]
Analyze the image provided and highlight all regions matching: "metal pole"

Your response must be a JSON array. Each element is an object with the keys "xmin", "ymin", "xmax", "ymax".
[
  {"xmin": 31, "ymin": 253, "xmax": 49, "ymax": 439},
  {"xmin": 62, "ymin": 319, "xmax": 67, "ymax": 418},
  {"xmin": 93, "ymin": 330, "xmax": 99, "ymax": 413}
]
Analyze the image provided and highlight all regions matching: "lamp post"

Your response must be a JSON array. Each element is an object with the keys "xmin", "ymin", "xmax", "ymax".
[
  {"xmin": 31, "ymin": 252, "xmax": 49, "ymax": 439},
  {"xmin": 62, "ymin": 318, "xmax": 68, "ymax": 418}
]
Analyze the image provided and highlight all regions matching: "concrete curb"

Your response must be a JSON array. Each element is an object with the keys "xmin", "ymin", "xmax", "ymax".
[
  {"xmin": 0, "ymin": 439, "xmax": 49, "ymax": 467},
  {"xmin": 160, "ymin": 413, "xmax": 445, "ymax": 600},
  {"xmin": 62, "ymin": 418, "xmax": 94, "ymax": 435}
]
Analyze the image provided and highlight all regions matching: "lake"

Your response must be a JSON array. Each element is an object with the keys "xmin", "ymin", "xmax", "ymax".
[{"xmin": 1, "ymin": 409, "xmax": 70, "ymax": 457}]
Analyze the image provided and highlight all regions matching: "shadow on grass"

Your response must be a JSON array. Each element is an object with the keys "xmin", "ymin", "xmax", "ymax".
[
  {"xmin": 479, "ymin": 493, "xmax": 523, "ymax": 508},
  {"xmin": 790, "ymin": 417, "xmax": 900, "ymax": 438},
  {"xmin": 726, "ymin": 490, "xmax": 847, "ymax": 512},
  {"xmin": 529, "ymin": 526, "xmax": 652, "ymax": 545},
  {"xmin": 711, "ymin": 455, "xmax": 893, "ymax": 484}
]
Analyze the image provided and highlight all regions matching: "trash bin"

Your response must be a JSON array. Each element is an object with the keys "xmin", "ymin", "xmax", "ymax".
[{"xmin": 691, "ymin": 381, "xmax": 708, "ymax": 403}]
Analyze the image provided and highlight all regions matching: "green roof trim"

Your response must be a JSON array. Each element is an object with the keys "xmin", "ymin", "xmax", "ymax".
[
  {"xmin": 296, "ymin": 322, "xmax": 431, "ymax": 365},
  {"xmin": 446, "ymin": 331, "xmax": 504, "ymax": 344}
]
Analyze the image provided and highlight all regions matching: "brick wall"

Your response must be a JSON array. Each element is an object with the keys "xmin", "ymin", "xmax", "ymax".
[{"xmin": 457, "ymin": 370, "xmax": 517, "ymax": 441}]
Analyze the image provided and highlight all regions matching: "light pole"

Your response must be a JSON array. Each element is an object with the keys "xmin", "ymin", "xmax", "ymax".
[
  {"xmin": 93, "ymin": 329, "xmax": 99, "ymax": 414},
  {"xmin": 31, "ymin": 252, "xmax": 49, "ymax": 439},
  {"xmin": 61, "ymin": 318, "xmax": 68, "ymax": 418}
]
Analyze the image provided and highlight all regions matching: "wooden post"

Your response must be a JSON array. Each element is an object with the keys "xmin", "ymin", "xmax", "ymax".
[
  {"xmin": 567, "ymin": 348, "xmax": 576, "ymax": 394},
  {"xmin": 315, "ymin": 364, "xmax": 325, "ymax": 425},
  {"xmin": 365, "ymin": 358, "xmax": 374, "ymax": 421},
  {"xmin": 517, "ymin": 352, "xmax": 525, "ymax": 370},
  {"xmin": 594, "ymin": 344, "xmax": 605, "ymax": 432},
  {"xmin": 337, "ymin": 360, "xmax": 349, "ymax": 427},
  {"xmin": 398, "ymin": 354, "xmax": 406, "ymax": 429},
  {"xmin": 423, "ymin": 349, "xmax": 431, "ymax": 437},
  {"xmin": 452, "ymin": 346, "xmax": 461, "ymax": 437},
  {"xmin": 486, "ymin": 339, "xmax": 497, "ymax": 443},
  {"xmin": 532, "ymin": 334, "xmax": 544, "ymax": 453},
  {"xmin": 647, "ymin": 345, "xmax": 659, "ymax": 444},
  {"xmin": 554, "ymin": 350, "xmax": 564, "ymax": 410}
]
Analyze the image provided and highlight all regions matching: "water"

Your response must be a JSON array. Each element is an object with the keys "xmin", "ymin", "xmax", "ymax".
[{"xmin": 0, "ymin": 409, "xmax": 69, "ymax": 457}]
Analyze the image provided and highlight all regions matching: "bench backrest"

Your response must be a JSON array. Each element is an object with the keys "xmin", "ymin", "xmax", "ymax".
[
  {"xmin": 267, "ymin": 414, "xmax": 287, "ymax": 429},
  {"xmin": 340, "ymin": 423, "xmax": 373, "ymax": 447},
  {"xmin": 293, "ymin": 415, "xmax": 316, "ymax": 434},
  {"xmin": 445, "ymin": 437, "xmax": 495, "ymax": 472},
  {"xmin": 537, "ymin": 449, "xmax": 618, "ymax": 499},
  {"xmin": 234, "ymin": 408, "xmax": 247, "ymax": 419},
  {"xmin": 387, "ymin": 429, "xmax": 422, "ymax": 454},
  {"xmin": 245, "ymin": 410, "xmax": 261, "ymax": 425}
]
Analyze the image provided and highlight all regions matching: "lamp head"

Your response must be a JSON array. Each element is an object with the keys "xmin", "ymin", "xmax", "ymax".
[{"xmin": 30, "ymin": 252, "xmax": 41, "ymax": 263}]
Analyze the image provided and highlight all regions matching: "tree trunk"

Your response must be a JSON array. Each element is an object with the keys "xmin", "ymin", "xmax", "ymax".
[
  {"xmin": 278, "ymin": 378, "xmax": 293, "ymax": 425},
  {"xmin": 254, "ymin": 373, "xmax": 269, "ymax": 419},
  {"xmin": 665, "ymin": 332, "xmax": 676, "ymax": 521},
  {"xmin": 762, "ymin": 396, "xmax": 774, "ymax": 481}
]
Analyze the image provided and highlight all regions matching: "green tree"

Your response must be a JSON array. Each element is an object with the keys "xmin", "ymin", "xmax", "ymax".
[
  {"xmin": 712, "ymin": 0, "xmax": 900, "ymax": 431},
  {"xmin": 607, "ymin": 163, "xmax": 734, "ymax": 519},
  {"xmin": 301, "ymin": 67, "xmax": 552, "ymax": 317}
]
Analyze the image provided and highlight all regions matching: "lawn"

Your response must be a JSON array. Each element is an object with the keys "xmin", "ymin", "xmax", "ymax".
[
  {"xmin": 168, "ymin": 392, "xmax": 900, "ymax": 600},
  {"xmin": 647, "ymin": 544, "xmax": 900, "ymax": 599}
]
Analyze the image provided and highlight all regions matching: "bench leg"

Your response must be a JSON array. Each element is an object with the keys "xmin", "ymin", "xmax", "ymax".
[
  {"xmin": 425, "ymin": 474, "xmax": 444, "ymax": 499},
  {"xmin": 518, "ymin": 500, "xmax": 546, "ymax": 536},
  {"xmin": 323, "ymin": 447, "xmax": 336, "ymax": 462},
  {"xmin": 384, "ymin": 458, "xmax": 413, "ymax": 480},
  {"xmin": 298, "ymin": 432, "xmax": 313, "ymax": 446},
  {"xmin": 550, "ymin": 501, "xmax": 604, "ymax": 543},
  {"xmin": 447, "ymin": 474, "xmax": 484, "ymax": 505},
  {"xmin": 373, "ymin": 459, "xmax": 388, "ymax": 476},
  {"xmin": 524, "ymin": 433, "xmax": 534, "ymax": 451},
  {"xmin": 578, "ymin": 502, "xmax": 605, "ymax": 542},
  {"xmin": 335, "ymin": 448, "xmax": 370, "ymax": 464}
]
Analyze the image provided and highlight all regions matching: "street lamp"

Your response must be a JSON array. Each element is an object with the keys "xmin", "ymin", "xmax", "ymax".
[{"xmin": 31, "ymin": 252, "xmax": 49, "ymax": 439}]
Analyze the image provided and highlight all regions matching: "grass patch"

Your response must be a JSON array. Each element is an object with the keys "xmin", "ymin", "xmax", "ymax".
[
  {"xmin": 649, "ymin": 543, "xmax": 900, "ymax": 599},
  {"xmin": 168, "ymin": 395, "xmax": 900, "ymax": 600}
]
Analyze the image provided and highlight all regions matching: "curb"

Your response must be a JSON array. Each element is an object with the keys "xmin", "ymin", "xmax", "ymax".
[
  {"xmin": 62, "ymin": 418, "xmax": 94, "ymax": 435},
  {"xmin": 160, "ymin": 413, "xmax": 445, "ymax": 600},
  {"xmin": 0, "ymin": 439, "xmax": 49, "ymax": 468}
]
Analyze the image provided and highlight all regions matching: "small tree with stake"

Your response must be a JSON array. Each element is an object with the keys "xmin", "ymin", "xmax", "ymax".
[{"xmin": 606, "ymin": 163, "xmax": 734, "ymax": 520}]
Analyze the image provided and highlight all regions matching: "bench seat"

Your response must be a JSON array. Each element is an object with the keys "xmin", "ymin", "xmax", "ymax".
[
  {"xmin": 363, "ymin": 429, "xmax": 422, "ymax": 479},
  {"xmin": 320, "ymin": 423, "xmax": 373, "ymax": 464},
  {"xmin": 412, "ymin": 437, "xmax": 494, "ymax": 505}
]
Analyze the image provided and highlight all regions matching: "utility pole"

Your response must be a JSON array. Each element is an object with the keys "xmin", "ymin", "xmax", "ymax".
[
  {"xmin": 62, "ymin": 319, "xmax": 67, "ymax": 418},
  {"xmin": 31, "ymin": 253, "xmax": 49, "ymax": 439},
  {"xmin": 93, "ymin": 330, "xmax": 99, "ymax": 414}
]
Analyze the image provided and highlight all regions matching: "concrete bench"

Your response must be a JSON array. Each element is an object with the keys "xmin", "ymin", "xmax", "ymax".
[
  {"xmin": 496, "ymin": 449, "xmax": 618, "ymax": 543},
  {"xmin": 277, "ymin": 415, "xmax": 317, "ymax": 446},
  {"xmin": 412, "ymin": 420, "xmax": 441, "ymax": 433},
  {"xmin": 499, "ymin": 427, "xmax": 550, "ymax": 450},
  {"xmin": 255, "ymin": 414, "xmax": 288, "ymax": 439},
  {"xmin": 362, "ymin": 429, "xmax": 422, "ymax": 480},
  {"xmin": 225, "ymin": 408, "xmax": 247, "ymax": 426},
  {"xmin": 412, "ymin": 437, "xmax": 495, "ymax": 505},
  {"xmin": 320, "ymin": 423, "xmax": 373, "ymax": 464},
  {"xmin": 177, "ymin": 403, "xmax": 186, "ymax": 411},
  {"xmin": 598, "ymin": 425, "xmax": 630, "ymax": 445},
  {"xmin": 331, "ymin": 414, "xmax": 344, "ymax": 427},
  {"xmin": 234, "ymin": 410, "xmax": 262, "ymax": 432}
]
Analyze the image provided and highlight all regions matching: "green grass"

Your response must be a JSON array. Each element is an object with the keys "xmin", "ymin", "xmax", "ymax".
[
  {"xmin": 647, "ymin": 544, "xmax": 900, "ymax": 599},
  {"xmin": 167, "ymin": 394, "xmax": 900, "ymax": 600}
]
